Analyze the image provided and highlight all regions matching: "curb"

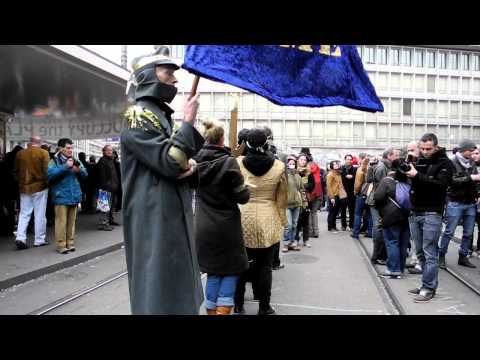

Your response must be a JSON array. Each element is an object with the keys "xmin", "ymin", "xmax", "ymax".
[{"xmin": 0, "ymin": 242, "xmax": 124, "ymax": 291}]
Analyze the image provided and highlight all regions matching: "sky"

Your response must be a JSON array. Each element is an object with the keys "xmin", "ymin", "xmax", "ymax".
[{"xmin": 82, "ymin": 45, "xmax": 155, "ymax": 69}]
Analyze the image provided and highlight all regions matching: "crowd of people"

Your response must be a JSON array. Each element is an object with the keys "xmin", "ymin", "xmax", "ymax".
[{"xmin": 0, "ymin": 137, "xmax": 123, "ymax": 254}]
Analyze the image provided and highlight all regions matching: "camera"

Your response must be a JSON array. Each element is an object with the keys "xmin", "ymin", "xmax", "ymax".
[
  {"xmin": 397, "ymin": 159, "xmax": 412, "ymax": 173},
  {"xmin": 73, "ymin": 159, "xmax": 81, "ymax": 167},
  {"xmin": 369, "ymin": 158, "xmax": 379, "ymax": 166}
]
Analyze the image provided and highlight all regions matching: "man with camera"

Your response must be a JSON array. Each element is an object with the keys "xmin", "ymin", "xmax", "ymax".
[
  {"xmin": 405, "ymin": 133, "xmax": 452, "ymax": 303},
  {"xmin": 47, "ymin": 138, "xmax": 88, "ymax": 254},
  {"xmin": 438, "ymin": 139, "xmax": 480, "ymax": 269}
]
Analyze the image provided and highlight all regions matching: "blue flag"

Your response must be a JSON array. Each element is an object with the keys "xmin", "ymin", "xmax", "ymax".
[{"xmin": 182, "ymin": 45, "xmax": 383, "ymax": 113}]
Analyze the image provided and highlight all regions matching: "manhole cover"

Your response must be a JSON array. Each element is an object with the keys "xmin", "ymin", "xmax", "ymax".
[{"xmin": 283, "ymin": 254, "xmax": 319, "ymax": 264}]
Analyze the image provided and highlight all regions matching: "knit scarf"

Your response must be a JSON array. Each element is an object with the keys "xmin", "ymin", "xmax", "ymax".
[{"xmin": 455, "ymin": 152, "xmax": 472, "ymax": 169}]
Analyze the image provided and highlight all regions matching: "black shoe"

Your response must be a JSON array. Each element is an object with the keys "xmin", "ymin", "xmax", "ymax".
[
  {"xmin": 273, "ymin": 264, "xmax": 285, "ymax": 270},
  {"xmin": 15, "ymin": 240, "xmax": 28, "ymax": 250},
  {"xmin": 408, "ymin": 267, "xmax": 423, "ymax": 275},
  {"xmin": 414, "ymin": 288, "xmax": 436, "ymax": 303},
  {"xmin": 372, "ymin": 259, "xmax": 387, "ymax": 265},
  {"xmin": 409, "ymin": 287, "xmax": 436, "ymax": 296},
  {"xmin": 405, "ymin": 263, "xmax": 415, "ymax": 269},
  {"xmin": 233, "ymin": 305, "xmax": 245, "ymax": 314},
  {"xmin": 350, "ymin": 234, "xmax": 359, "ymax": 240},
  {"xmin": 341, "ymin": 227, "xmax": 347, "ymax": 232},
  {"xmin": 438, "ymin": 255, "xmax": 446, "ymax": 269},
  {"xmin": 311, "ymin": 234, "xmax": 319, "ymax": 238},
  {"xmin": 458, "ymin": 255, "xmax": 477, "ymax": 268},
  {"xmin": 257, "ymin": 306, "xmax": 276, "ymax": 315},
  {"xmin": 364, "ymin": 234, "xmax": 373, "ymax": 238},
  {"xmin": 109, "ymin": 221, "xmax": 120, "ymax": 226}
]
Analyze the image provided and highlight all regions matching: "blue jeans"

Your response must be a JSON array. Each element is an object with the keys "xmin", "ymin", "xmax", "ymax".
[
  {"xmin": 439, "ymin": 202, "xmax": 477, "ymax": 257},
  {"xmin": 352, "ymin": 196, "xmax": 372, "ymax": 238},
  {"xmin": 383, "ymin": 224, "xmax": 411, "ymax": 273},
  {"xmin": 284, "ymin": 207, "xmax": 300, "ymax": 243},
  {"xmin": 409, "ymin": 215, "xmax": 424, "ymax": 263},
  {"xmin": 410, "ymin": 213, "xmax": 443, "ymax": 291},
  {"xmin": 205, "ymin": 275, "xmax": 239, "ymax": 310}
]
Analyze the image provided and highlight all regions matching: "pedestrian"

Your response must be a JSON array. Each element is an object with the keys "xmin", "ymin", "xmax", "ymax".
[
  {"xmin": 405, "ymin": 133, "xmax": 453, "ymax": 302},
  {"xmin": 194, "ymin": 119, "xmax": 250, "ymax": 315},
  {"xmin": 113, "ymin": 150, "xmax": 122, "ymax": 212},
  {"xmin": 263, "ymin": 126, "xmax": 287, "ymax": 270},
  {"xmin": 234, "ymin": 128, "xmax": 288, "ymax": 315},
  {"xmin": 438, "ymin": 140, "xmax": 480, "ymax": 269},
  {"xmin": 300, "ymin": 148, "xmax": 323, "ymax": 237},
  {"xmin": 121, "ymin": 46, "xmax": 205, "ymax": 315},
  {"xmin": 368, "ymin": 148, "xmax": 401, "ymax": 265},
  {"xmin": 282, "ymin": 155, "xmax": 303, "ymax": 252},
  {"xmin": 470, "ymin": 147, "xmax": 480, "ymax": 255},
  {"xmin": 78, "ymin": 152, "xmax": 89, "ymax": 212},
  {"xmin": 326, "ymin": 160, "xmax": 347, "ymax": 233},
  {"xmin": 13, "ymin": 136, "xmax": 50, "ymax": 249},
  {"xmin": 296, "ymin": 153, "xmax": 315, "ymax": 247},
  {"xmin": 374, "ymin": 159, "xmax": 412, "ymax": 278},
  {"xmin": 85, "ymin": 155, "xmax": 98, "ymax": 214},
  {"xmin": 48, "ymin": 138, "xmax": 88, "ymax": 254},
  {"xmin": 341, "ymin": 154, "xmax": 357, "ymax": 231},
  {"xmin": 351, "ymin": 155, "xmax": 372, "ymax": 240},
  {"xmin": 96, "ymin": 145, "xmax": 120, "ymax": 231}
]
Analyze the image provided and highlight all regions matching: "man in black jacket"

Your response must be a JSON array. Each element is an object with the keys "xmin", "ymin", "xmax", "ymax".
[
  {"xmin": 438, "ymin": 139, "xmax": 480, "ymax": 269},
  {"xmin": 341, "ymin": 154, "xmax": 357, "ymax": 231},
  {"xmin": 97, "ymin": 145, "xmax": 119, "ymax": 230},
  {"xmin": 405, "ymin": 133, "xmax": 453, "ymax": 303}
]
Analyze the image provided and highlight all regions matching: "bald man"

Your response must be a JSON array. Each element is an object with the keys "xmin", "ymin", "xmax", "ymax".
[{"xmin": 14, "ymin": 136, "xmax": 50, "ymax": 249}]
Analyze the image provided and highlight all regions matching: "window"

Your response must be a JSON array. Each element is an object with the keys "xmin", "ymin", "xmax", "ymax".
[
  {"xmin": 450, "ymin": 53, "xmax": 459, "ymax": 69},
  {"xmin": 462, "ymin": 54, "xmax": 470, "ymax": 70},
  {"xmin": 391, "ymin": 48, "xmax": 400, "ymax": 65},
  {"xmin": 403, "ymin": 74, "xmax": 413, "ymax": 91},
  {"xmin": 415, "ymin": 75, "xmax": 425, "ymax": 92},
  {"xmin": 450, "ymin": 101, "xmax": 459, "ymax": 118},
  {"xmin": 427, "ymin": 100, "xmax": 436, "ymax": 117},
  {"xmin": 451, "ymin": 77, "xmax": 459, "ymax": 94},
  {"xmin": 474, "ymin": 79, "xmax": 480, "ymax": 95},
  {"xmin": 378, "ymin": 47, "xmax": 388, "ymax": 65},
  {"xmin": 438, "ymin": 101, "xmax": 448, "ymax": 118},
  {"xmin": 415, "ymin": 50, "xmax": 424, "ymax": 67},
  {"xmin": 462, "ymin": 78, "xmax": 471, "ymax": 95},
  {"xmin": 364, "ymin": 46, "xmax": 376, "ymax": 64},
  {"xmin": 391, "ymin": 73, "xmax": 401, "ymax": 90},
  {"xmin": 439, "ymin": 52, "xmax": 447, "ymax": 69},
  {"xmin": 427, "ymin": 76, "xmax": 436, "ymax": 93},
  {"xmin": 242, "ymin": 93, "xmax": 254, "ymax": 111},
  {"xmin": 462, "ymin": 102, "xmax": 471, "ymax": 119},
  {"xmin": 391, "ymin": 99, "xmax": 401, "ymax": 117},
  {"xmin": 427, "ymin": 51, "xmax": 435, "ymax": 68},
  {"xmin": 438, "ymin": 76, "xmax": 448, "ymax": 94},
  {"xmin": 377, "ymin": 72, "xmax": 388, "ymax": 90},
  {"xmin": 473, "ymin": 55, "xmax": 480, "ymax": 71},
  {"xmin": 415, "ymin": 100, "xmax": 425, "ymax": 117},
  {"xmin": 401, "ymin": 49, "xmax": 412, "ymax": 66},
  {"xmin": 403, "ymin": 99, "xmax": 412, "ymax": 116},
  {"xmin": 356, "ymin": 46, "xmax": 362, "ymax": 58},
  {"xmin": 472, "ymin": 103, "xmax": 480, "ymax": 119}
]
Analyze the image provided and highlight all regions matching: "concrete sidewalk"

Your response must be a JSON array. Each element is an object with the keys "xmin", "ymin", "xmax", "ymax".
[{"xmin": 0, "ymin": 210, "xmax": 123, "ymax": 291}]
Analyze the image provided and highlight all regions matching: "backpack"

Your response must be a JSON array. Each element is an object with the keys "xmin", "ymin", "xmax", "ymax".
[{"xmin": 394, "ymin": 181, "xmax": 412, "ymax": 211}]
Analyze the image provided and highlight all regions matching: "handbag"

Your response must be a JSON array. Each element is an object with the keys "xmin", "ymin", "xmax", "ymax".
[{"xmin": 97, "ymin": 189, "xmax": 111, "ymax": 213}]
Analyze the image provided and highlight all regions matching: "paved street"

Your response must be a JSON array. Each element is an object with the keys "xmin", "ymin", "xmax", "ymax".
[{"xmin": 1, "ymin": 211, "xmax": 480, "ymax": 315}]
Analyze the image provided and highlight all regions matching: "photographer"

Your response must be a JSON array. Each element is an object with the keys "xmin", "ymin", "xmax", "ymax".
[
  {"xmin": 47, "ymin": 138, "xmax": 88, "ymax": 254},
  {"xmin": 341, "ymin": 154, "xmax": 357, "ymax": 231},
  {"xmin": 405, "ymin": 133, "xmax": 452, "ymax": 303},
  {"xmin": 438, "ymin": 140, "xmax": 480, "ymax": 269}
]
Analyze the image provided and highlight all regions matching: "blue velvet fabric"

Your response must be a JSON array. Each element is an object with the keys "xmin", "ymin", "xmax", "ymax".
[{"xmin": 182, "ymin": 45, "xmax": 383, "ymax": 113}]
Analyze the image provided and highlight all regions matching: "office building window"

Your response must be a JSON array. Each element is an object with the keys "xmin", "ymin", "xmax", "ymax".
[
  {"xmin": 403, "ymin": 99, "xmax": 412, "ymax": 116},
  {"xmin": 427, "ymin": 75, "xmax": 436, "ymax": 93},
  {"xmin": 473, "ymin": 55, "xmax": 480, "ymax": 71},
  {"xmin": 401, "ymin": 49, "xmax": 412, "ymax": 66},
  {"xmin": 378, "ymin": 47, "xmax": 388, "ymax": 65},
  {"xmin": 450, "ymin": 101, "xmax": 459, "ymax": 118},
  {"xmin": 462, "ymin": 54, "xmax": 470, "ymax": 70},
  {"xmin": 462, "ymin": 102, "xmax": 471, "ymax": 119},
  {"xmin": 439, "ymin": 52, "xmax": 447, "ymax": 69},
  {"xmin": 415, "ymin": 50, "xmax": 424, "ymax": 67},
  {"xmin": 391, "ymin": 48, "xmax": 400, "ymax": 65},
  {"xmin": 451, "ymin": 53, "xmax": 459, "ymax": 69},
  {"xmin": 356, "ymin": 46, "xmax": 362, "ymax": 58},
  {"xmin": 364, "ymin": 46, "xmax": 376, "ymax": 64},
  {"xmin": 451, "ymin": 77, "xmax": 459, "ymax": 94},
  {"xmin": 427, "ymin": 51, "xmax": 435, "ymax": 68}
]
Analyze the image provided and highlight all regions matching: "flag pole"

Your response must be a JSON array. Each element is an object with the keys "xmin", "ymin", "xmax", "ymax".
[{"xmin": 190, "ymin": 75, "xmax": 200, "ymax": 96}]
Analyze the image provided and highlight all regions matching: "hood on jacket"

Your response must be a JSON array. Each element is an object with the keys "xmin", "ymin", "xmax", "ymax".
[
  {"xmin": 242, "ymin": 152, "xmax": 275, "ymax": 177},
  {"xmin": 195, "ymin": 145, "xmax": 231, "ymax": 185}
]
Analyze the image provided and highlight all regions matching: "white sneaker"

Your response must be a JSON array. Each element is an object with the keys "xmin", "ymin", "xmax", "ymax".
[{"xmin": 304, "ymin": 242, "xmax": 312, "ymax": 248}]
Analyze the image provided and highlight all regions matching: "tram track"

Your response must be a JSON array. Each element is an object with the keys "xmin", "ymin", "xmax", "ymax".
[
  {"xmin": 443, "ymin": 265, "xmax": 480, "ymax": 298},
  {"xmin": 353, "ymin": 236, "xmax": 406, "ymax": 315}
]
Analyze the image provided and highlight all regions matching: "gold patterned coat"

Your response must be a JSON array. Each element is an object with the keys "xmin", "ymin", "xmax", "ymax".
[{"xmin": 237, "ymin": 157, "xmax": 288, "ymax": 249}]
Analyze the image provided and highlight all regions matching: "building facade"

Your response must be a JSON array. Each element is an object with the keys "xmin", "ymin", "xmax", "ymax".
[{"xmin": 168, "ymin": 45, "xmax": 480, "ymax": 163}]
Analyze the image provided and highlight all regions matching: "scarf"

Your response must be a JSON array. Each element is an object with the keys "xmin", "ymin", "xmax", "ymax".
[
  {"xmin": 309, "ymin": 162, "xmax": 323, "ymax": 197},
  {"xmin": 455, "ymin": 152, "xmax": 472, "ymax": 169}
]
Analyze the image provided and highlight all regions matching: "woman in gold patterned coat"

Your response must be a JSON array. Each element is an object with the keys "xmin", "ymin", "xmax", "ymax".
[{"xmin": 233, "ymin": 128, "xmax": 288, "ymax": 315}]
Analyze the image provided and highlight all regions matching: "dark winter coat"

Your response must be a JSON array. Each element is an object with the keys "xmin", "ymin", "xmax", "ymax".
[
  {"xmin": 447, "ymin": 156, "xmax": 480, "ymax": 204},
  {"xmin": 341, "ymin": 165, "xmax": 357, "ymax": 197},
  {"xmin": 97, "ymin": 156, "xmax": 119, "ymax": 193},
  {"xmin": 374, "ymin": 175, "xmax": 409, "ymax": 228},
  {"xmin": 194, "ymin": 145, "xmax": 250, "ymax": 276},
  {"xmin": 120, "ymin": 98, "xmax": 205, "ymax": 315},
  {"xmin": 410, "ymin": 148, "xmax": 453, "ymax": 214}
]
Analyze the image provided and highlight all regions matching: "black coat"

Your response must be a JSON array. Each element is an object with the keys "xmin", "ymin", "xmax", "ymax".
[
  {"xmin": 374, "ymin": 176, "xmax": 409, "ymax": 228},
  {"xmin": 97, "ymin": 156, "xmax": 119, "ymax": 193},
  {"xmin": 410, "ymin": 148, "xmax": 453, "ymax": 214},
  {"xmin": 448, "ymin": 156, "xmax": 480, "ymax": 204},
  {"xmin": 341, "ymin": 165, "xmax": 357, "ymax": 197},
  {"xmin": 194, "ymin": 145, "xmax": 250, "ymax": 275}
]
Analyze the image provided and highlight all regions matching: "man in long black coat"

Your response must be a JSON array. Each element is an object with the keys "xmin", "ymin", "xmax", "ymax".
[{"xmin": 121, "ymin": 47, "xmax": 205, "ymax": 315}]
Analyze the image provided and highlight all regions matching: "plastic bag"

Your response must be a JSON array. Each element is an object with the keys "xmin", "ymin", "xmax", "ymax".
[{"xmin": 97, "ymin": 189, "xmax": 111, "ymax": 213}]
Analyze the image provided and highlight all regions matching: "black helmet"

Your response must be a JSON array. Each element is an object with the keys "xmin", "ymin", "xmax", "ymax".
[{"xmin": 126, "ymin": 46, "xmax": 181, "ymax": 103}]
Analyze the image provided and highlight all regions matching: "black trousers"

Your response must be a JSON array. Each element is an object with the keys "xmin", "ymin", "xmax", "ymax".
[
  {"xmin": 295, "ymin": 208, "xmax": 310, "ymax": 242},
  {"xmin": 327, "ymin": 197, "xmax": 346, "ymax": 230},
  {"xmin": 341, "ymin": 195, "xmax": 355, "ymax": 229},
  {"xmin": 272, "ymin": 242, "xmax": 281, "ymax": 267},
  {"xmin": 235, "ymin": 246, "xmax": 274, "ymax": 311}
]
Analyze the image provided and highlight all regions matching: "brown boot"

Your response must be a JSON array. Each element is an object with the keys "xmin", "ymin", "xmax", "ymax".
[
  {"xmin": 216, "ymin": 306, "xmax": 233, "ymax": 315},
  {"xmin": 206, "ymin": 309, "xmax": 217, "ymax": 315}
]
